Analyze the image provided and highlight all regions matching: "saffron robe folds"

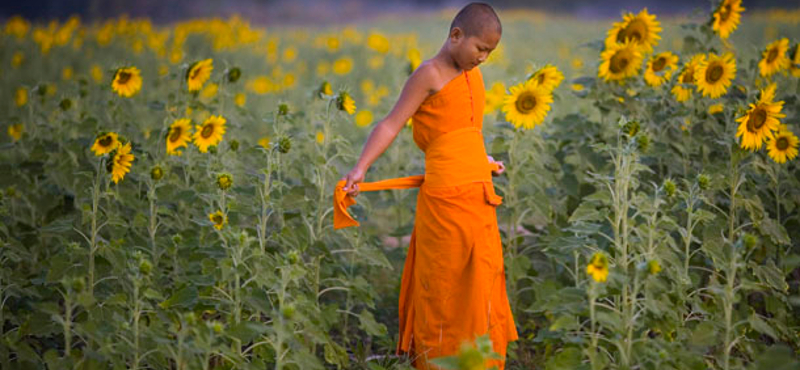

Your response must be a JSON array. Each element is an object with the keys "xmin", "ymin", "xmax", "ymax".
[{"xmin": 333, "ymin": 66, "xmax": 518, "ymax": 369}]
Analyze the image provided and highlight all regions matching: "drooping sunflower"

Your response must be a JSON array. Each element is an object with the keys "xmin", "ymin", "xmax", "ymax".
[
  {"xmin": 208, "ymin": 210, "xmax": 227, "ymax": 230},
  {"xmin": 166, "ymin": 118, "xmax": 192, "ymax": 155},
  {"xmin": 766, "ymin": 129, "xmax": 799, "ymax": 164},
  {"xmin": 336, "ymin": 91, "xmax": 356, "ymax": 115},
  {"xmin": 712, "ymin": 0, "xmax": 745, "ymax": 40},
  {"xmin": 193, "ymin": 115, "xmax": 226, "ymax": 153},
  {"xmin": 527, "ymin": 64, "xmax": 564, "ymax": 92},
  {"xmin": 502, "ymin": 79, "xmax": 553, "ymax": 130},
  {"xmin": 735, "ymin": 84, "xmax": 785, "ymax": 151},
  {"xmin": 758, "ymin": 38, "xmax": 790, "ymax": 78},
  {"xmin": 110, "ymin": 142, "xmax": 134, "ymax": 184},
  {"xmin": 91, "ymin": 132, "xmax": 120, "ymax": 156},
  {"xmin": 317, "ymin": 81, "xmax": 333, "ymax": 98},
  {"xmin": 598, "ymin": 40, "xmax": 643, "ymax": 83},
  {"xmin": 694, "ymin": 52, "xmax": 736, "ymax": 99},
  {"xmin": 605, "ymin": 8, "xmax": 662, "ymax": 53},
  {"xmin": 186, "ymin": 59, "xmax": 213, "ymax": 92},
  {"xmin": 670, "ymin": 54, "xmax": 705, "ymax": 102},
  {"xmin": 586, "ymin": 252, "xmax": 609, "ymax": 283},
  {"xmin": 111, "ymin": 66, "xmax": 142, "ymax": 98},
  {"xmin": 643, "ymin": 51, "xmax": 678, "ymax": 87}
]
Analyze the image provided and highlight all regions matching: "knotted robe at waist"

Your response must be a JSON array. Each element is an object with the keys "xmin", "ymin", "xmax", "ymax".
[{"xmin": 333, "ymin": 126, "xmax": 502, "ymax": 229}]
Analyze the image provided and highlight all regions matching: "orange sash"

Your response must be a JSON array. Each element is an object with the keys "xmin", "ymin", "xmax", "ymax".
[{"xmin": 333, "ymin": 126, "xmax": 502, "ymax": 229}]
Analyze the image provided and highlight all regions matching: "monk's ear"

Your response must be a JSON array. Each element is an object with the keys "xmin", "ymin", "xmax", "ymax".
[{"xmin": 449, "ymin": 27, "xmax": 463, "ymax": 43}]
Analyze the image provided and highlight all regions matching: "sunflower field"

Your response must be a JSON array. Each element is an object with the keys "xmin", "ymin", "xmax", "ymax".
[{"xmin": 1, "ymin": 0, "xmax": 800, "ymax": 369}]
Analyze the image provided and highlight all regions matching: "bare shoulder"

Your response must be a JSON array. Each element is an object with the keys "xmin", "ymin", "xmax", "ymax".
[{"xmin": 407, "ymin": 60, "xmax": 440, "ymax": 97}]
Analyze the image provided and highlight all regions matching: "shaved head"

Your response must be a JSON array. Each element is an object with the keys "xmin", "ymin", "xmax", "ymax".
[{"xmin": 449, "ymin": 2, "xmax": 502, "ymax": 38}]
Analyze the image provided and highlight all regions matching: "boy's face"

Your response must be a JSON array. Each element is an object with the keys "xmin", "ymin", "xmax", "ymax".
[{"xmin": 450, "ymin": 27, "xmax": 501, "ymax": 70}]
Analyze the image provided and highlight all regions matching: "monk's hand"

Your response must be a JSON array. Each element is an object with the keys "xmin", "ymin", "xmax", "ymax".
[
  {"xmin": 340, "ymin": 166, "xmax": 366, "ymax": 197},
  {"xmin": 488, "ymin": 155, "xmax": 505, "ymax": 176}
]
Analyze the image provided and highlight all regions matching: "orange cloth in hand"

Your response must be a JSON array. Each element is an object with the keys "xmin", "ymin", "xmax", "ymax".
[{"xmin": 332, "ymin": 67, "xmax": 519, "ymax": 370}]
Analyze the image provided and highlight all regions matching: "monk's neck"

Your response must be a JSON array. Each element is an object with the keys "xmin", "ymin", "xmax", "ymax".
[{"xmin": 434, "ymin": 46, "xmax": 463, "ymax": 75}]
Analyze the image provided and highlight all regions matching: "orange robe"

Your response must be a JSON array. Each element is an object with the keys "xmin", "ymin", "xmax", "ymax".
[{"xmin": 334, "ymin": 66, "xmax": 519, "ymax": 369}]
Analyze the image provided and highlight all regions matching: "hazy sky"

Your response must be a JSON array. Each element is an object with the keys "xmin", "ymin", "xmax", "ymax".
[{"xmin": 1, "ymin": 0, "xmax": 797, "ymax": 25}]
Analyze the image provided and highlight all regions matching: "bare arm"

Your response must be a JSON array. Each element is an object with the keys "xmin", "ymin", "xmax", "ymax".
[{"xmin": 340, "ymin": 65, "xmax": 435, "ymax": 194}]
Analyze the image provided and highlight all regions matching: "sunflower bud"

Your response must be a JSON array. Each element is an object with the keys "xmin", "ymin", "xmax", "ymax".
[
  {"xmin": 59, "ymin": 98, "xmax": 72, "ymax": 111},
  {"xmin": 636, "ymin": 134, "xmax": 650, "ymax": 152},
  {"xmin": 172, "ymin": 234, "xmax": 183, "ymax": 245},
  {"xmin": 277, "ymin": 103, "xmax": 289, "ymax": 116},
  {"xmin": 647, "ymin": 260, "xmax": 661, "ymax": 275},
  {"xmin": 184, "ymin": 312, "xmax": 197, "ymax": 326},
  {"xmin": 210, "ymin": 321, "xmax": 224, "ymax": 334},
  {"xmin": 226, "ymin": 67, "xmax": 241, "ymax": 83},
  {"xmin": 229, "ymin": 139, "xmax": 239, "ymax": 152},
  {"xmin": 217, "ymin": 173, "xmax": 233, "ymax": 191},
  {"xmin": 697, "ymin": 173, "xmax": 710, "ymax": 190},
  {"xmin": 287, "ymin": 250, "xmax": 300, "ymax": 264},
  {"xmin": 623, "ymin": 119, "xmax": 640, "ymax": 137},
  {"xmin": 281, "ymin": 304, "xmax": 296, "ymax": 319},
  {"xmin": 139, "ymin": 259, "xmax": 153, "ymax": 275},
  {"xmin": 150, "ymin": 166, "xmax": 164, "ymax": 181},
  {"xmin": 278, "ymin": 136, "xmax": 292, "ymax": 154},
  {"xmin": 71, "ymin": 277, "xmax": 85, "ymax": 293},
  {"xmin": 742, "ymin": 233, "xmax": 758, "ymax": 249},
  {"xmin": 662, "ymin": 179, "xmax": 676, "ymax": 197},
  {"xmin": 208, "ymin": 145, "xmax": 218, "ymax": 154}
]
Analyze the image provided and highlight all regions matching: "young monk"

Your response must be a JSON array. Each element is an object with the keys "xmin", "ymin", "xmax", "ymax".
[{"xmin": 333, "ymin": 2, "xmax": 518, "ymax": 369}]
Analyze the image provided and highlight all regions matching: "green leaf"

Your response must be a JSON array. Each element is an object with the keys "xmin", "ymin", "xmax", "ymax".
[
  {"xmin": 757, "ymin": 217, "xmax": 790, "ymax": 245},
  {"xmin": 749, "ymin": 313, "xmax": 778, "ymax": 340},
  {"xmin": 752, "ymin": 261, "xmax": 788, "ymax": 292},
  {"xmin": 548, "ymin": 315, "xmax": 577, "ymax": 332},
  {"xmin": 568, "ymin": 201, "xmax": 602, "ymax": 223},
  {"xmin": 545, "ymin": 346, "xmax": 584, "ymax": 370},
  {"xmin": 358, "ymin": 309, "xmax": 387, "ymax": 337},
  {"xmin": 227, "ymin": 321, "xmax": 269, "ymax": 343},
  {"xmin": 158, "ymin": 285, "xmax": 197, "ymax": 309}
]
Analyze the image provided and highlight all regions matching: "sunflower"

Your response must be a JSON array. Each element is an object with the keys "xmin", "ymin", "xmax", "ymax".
[
  {"xmin": 586, "ymin": 252, "xmax": 609, "ymax": 283},
  {"xmin": 502, "ymin": 79, "xmax": 553, "ymax": 130},
  {"xmin": 712, "ymin": 0, "xmax": 745, "ymax": 40},
  {"xmin": 336, "ymin": 91, "xmax": 356, "ymax": 115},
  {"xmin": 355, "ymin": 110, "xmax": 373, "ymax": 127},
  {"xmin": 110, "ymin": 142, "xmax": 134, "ymax": 184},
  {"xmin": 7, "ymin": 123, "xmax": 23, "ymax": 142},
  {"xmin": 671, "ymin": 85, "xmax": 692, "ymax": 102},
  {"xmin": 605, "ymin": 8, "xmax": 662, "ymax": 53},
  {"xmin": 735, "ymin": 84, "xmax": 785, "ymax": 151},
  {"xmin": 708, "ymin": 103, "xmax": 724, "ymax": 115},
  {"xmin": 166, "ymin": 118, "xmax": 192, "ymax": 155},
  {"xmin": 694, "ymin": 52, "xmax": 736, "ymax": 99},
  {"xmin": 766, "ymin": 129, "xmax": 799, "ymax": 163},
  {"xmin": 790, "ymin": 43, "xmax": 800, "ymax": 78},
  {"xmin": 598, "ymin": 40, "xmax": 643, "ymax": 83},
  {"xmin": 484, "ymin": 82, "xmax": 507, "ymax": 114},
  {"xmin": 758, "ymin": 38, "xmax": 790, "ymax": 78},
  {"xmin": 111, "ymin": 66, "xmax": 142, "ymax": 98},
  {"xmin": 208, "ymin": 210, "xmax": 227, "ymax": 230},
  {"xmin": 91, "ymin": 132, "xmax": 120, "ymax": 156},
  {"xmin": 186, "ymin": 59, "xmax": 213, "ymax": 92},
  {"xmin": 527, "ymin": 64, "xmax": 564, "ymax": 92},
  {"xmin": 643, "ymin": 51, "xmax": 678, "ymax": 87},
  {"xmin": 193, "ymin": 115, "xmax": 227, "ymax": 153}
]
